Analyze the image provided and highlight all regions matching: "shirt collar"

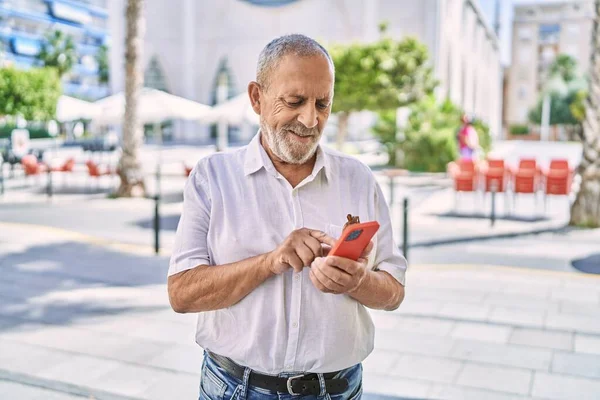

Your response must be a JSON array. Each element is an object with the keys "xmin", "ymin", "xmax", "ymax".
[{"xmin": 243, "ymin": 131, "xmax": 331, "ymax": 181}]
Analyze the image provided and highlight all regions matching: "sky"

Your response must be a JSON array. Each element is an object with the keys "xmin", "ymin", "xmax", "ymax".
[{"xmin": 478, "ymin": 0, "xmax": 578, "ymax": 65}]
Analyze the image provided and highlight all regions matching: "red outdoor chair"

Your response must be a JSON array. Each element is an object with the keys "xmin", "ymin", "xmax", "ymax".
[
  {"xmin": 481, "ymin": 158, "xmax": 510, "ymax": 214},
  {"xmin": 510, "ymin": 158, "xmax": 542, "ymax": 212},
  {"xmin": 86, "ymin": 160, "xmax": 116, "ymax": 190},
  {"xmin": 542, "ymin": 159, "xmax": 574, "ymax": 212},
  {"xmin": 448, "ymin": 159, "xmax": 480, "ymax": 210},
  {"xmin": 21, "ymin": 155, "xmax": 47, "ymax": 176}
]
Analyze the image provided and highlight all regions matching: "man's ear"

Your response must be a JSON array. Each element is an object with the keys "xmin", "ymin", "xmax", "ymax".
[{"xmin": 248, "ymin": 82, "xmax": 261, "ymax": 115}]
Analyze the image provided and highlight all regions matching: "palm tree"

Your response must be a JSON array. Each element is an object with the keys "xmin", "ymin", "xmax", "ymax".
[
  {"xmin": 38, "ymin": 30, "xmax": 78, "ymax": 78},
  {"xmin": 570, "ymin": 1, "xmax": 600, "ymax": 227},
  {"xmin": 116, "ymin": 0, "xmax": 146, "ymax": 197}
]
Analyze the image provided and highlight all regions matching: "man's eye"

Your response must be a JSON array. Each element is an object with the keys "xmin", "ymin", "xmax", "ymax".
[
  {"xmin": 317, "ymin": 103, "xmax": 329, "ymax": 109},
  {"xmin": 287, "ymin": 100, "xmax": 302, "ymax": 106}
]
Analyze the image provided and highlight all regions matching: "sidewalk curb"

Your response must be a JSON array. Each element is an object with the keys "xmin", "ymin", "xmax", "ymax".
[
  {"xmin": 408, "ymin": 224, "xmax": 569, "ymax": 248},
  {"xmin": 0, "ymin": 368, "xmax": 141, "ymax": 400},
  {"xmin": 410, "ymin": 263, "xmax": 600, "ymax": 280}
]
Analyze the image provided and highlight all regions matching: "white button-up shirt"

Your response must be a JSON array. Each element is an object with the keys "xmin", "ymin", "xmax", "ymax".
[{"xmin": 169, "ymin": 133, "xmax": 406, "ymax": 374}]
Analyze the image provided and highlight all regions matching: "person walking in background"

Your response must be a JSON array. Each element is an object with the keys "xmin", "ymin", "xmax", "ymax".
[{"xmin": 457, "ymin": 113, "xmax": 480, "ymax": 160}]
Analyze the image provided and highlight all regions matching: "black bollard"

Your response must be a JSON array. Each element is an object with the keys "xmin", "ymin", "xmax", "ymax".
[
  {"xmin": 490, "ymin": 181, "xmax": 498, "ymax": 227},
  {"xmin": 402, "ymin": 197, "xmax": 409, "ymax": 262},
  {"xmin": 47, "ymin": 169, "xmax": 53, "ymax": 199},
  {"xmin": 154, "ymin": 194, "xmax": 160, "ymax": 254}
]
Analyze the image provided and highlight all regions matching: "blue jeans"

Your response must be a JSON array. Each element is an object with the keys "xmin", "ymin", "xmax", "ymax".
[{"xmin": 199, "ymin": 352, "xmax": 363, "ymax": 400}]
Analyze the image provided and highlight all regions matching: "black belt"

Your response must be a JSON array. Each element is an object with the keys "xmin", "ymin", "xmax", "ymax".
[{"xmin": 206, "ymin": 351, "xmax": 349, "ymax": 395}]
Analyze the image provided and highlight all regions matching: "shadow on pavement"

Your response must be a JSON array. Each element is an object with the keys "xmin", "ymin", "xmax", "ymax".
[
  {"xmin": 134, "ymin": 213, "xmax": 181, "ymax": 231},
  {"xmin": 571, "ymin": 253, "xmax": 600, "ymax": 274},
  {"xmin": 0, "ymin": 241, "xmax": 169, "ymax": 332}
]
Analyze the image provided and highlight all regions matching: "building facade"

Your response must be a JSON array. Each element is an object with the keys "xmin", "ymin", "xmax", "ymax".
[
  {"xmin": 108, "ymin": 0, "xmax": 502, "ymax": 141},
  {"xmin": 0, "ymin": 0, "xmax": 110, "ymax": 100},
  {"xmin": 505, "ymin": 1, "xmax": 594, "ymax": 126}
]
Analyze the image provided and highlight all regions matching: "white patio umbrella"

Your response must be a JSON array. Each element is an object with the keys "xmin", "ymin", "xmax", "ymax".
[
  {"xmin": 94, "ymin": 88, "xmax": 212, "ymax": 125},
  {"xmin": 56, "ymin": 95, "xmax": 100, "ymax": 122},
  {"xmin": 200, "ymin": 93, "xmax": 259, "ymax": 125}
]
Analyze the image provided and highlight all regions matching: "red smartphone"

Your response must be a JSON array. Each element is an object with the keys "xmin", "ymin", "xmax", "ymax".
[{"xmin": 329, "ymin": 221, "xmax": 380, "ymax": 261}]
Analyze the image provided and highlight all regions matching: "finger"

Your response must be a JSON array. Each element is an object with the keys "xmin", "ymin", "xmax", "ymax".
[
  {"xmin": 360, "ymin": 241, "xmax": 374, "ymax": 258},
  {"xmin": 320, "ymin": 263, "xmax": 353, "ymax": 286},
  {"xmin": 321, "ymin": 244, "xmax": 332, "ymax": 257},
  {"xmin": 285, "ymin": 253, "xmax": 305, "ymax": 273},
  {"xmin": 303, "ymin": 236, "xmax": 324, "ymax": 258},
  {"xmin": 326, "ymin": 256, "xmax": 359, "ymax": 275},
  {"xmin": 295, "ymin": 244, "xmax": 316, "ymax": 267},
  {"xmin": 308, "ymin": 230, "xmax": 337, "ymax": 247},
  {"xmin": 313, "ymin": 263, "xmax": 346, "ymax": 293},
  {"xmin": 309, "ymin": 268, "xmax": 334, "ymax": 294}
]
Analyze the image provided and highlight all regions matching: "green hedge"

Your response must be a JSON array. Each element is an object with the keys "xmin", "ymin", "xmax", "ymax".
[
  {"xmin": 509, "ymin": 124, "xmax": 530, "ymax": 135},
  {"xmin": 0, "ymin": 124, "xmax": 51, "ymax": 139}
]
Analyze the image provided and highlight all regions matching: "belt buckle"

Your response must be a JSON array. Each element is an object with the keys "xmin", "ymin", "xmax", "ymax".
[{"xmin": 286, "ymin": 374, "xmax": 305, "ymax": 395}]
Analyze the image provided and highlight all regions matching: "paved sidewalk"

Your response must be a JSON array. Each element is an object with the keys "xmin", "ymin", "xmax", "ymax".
[{"xmin": 1, "ymin": 224, "xmax": 599, "ymax": 399}]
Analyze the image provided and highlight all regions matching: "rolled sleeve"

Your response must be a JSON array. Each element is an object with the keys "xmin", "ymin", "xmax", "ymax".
[
  {"xmin": 372, "ymin": 181, "xmax": 407, "ymax": 286},
  {"xmin": 168, "ymin": 164, "xmax": 212, "ymax": 277}
]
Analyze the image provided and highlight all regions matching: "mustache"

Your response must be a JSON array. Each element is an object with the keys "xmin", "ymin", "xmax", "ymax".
[{"xmin": 282, "ymin": 123, "xmax": 319, "ymax": 137}]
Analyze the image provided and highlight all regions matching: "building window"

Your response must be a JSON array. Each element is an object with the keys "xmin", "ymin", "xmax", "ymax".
[
  {"xmin": 144, "ymin": 56, "xmax": 169, "ymax": 92},
  {"xmin": 539, "ymin": 24, "xmax": 561, "ymax": 45},
  {"xmin": 211, "ymin": 58, "xmax": 237, "ymax": 105}
]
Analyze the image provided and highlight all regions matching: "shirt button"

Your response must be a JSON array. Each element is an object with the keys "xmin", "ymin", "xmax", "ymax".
[
  {"xmin": 286, "ymin": 364, "xmax": 292, "ymax": 369},
  {"xmin": 294, "ymin": 274, "xmax": 300, "ymax": 281},
  {"xmin": 292, "ymin": 322, "xmax": 298, "ymax": 328}
]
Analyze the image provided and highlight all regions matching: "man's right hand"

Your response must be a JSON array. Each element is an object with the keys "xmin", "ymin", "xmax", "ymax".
[{"xmin": 265, "ymin": 228, "xmax": 336, "ymax": 275}]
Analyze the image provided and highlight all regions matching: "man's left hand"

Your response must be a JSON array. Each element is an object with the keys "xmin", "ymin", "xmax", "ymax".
[{"xmin": 309, "ymin": 241, "xmax": 374, "ymax": 295}]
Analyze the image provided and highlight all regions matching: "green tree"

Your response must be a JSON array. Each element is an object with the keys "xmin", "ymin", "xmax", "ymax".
[
  {"xmin": 97, "ymin": 44, "xmax": 109, "ymax": 84},
  {"xmin": 329, "ymin": 25, "xmax": 436, "ymax": 149},
  {"xmin": 528, "ymin": 55, "xmax": 588, "ymax": 136},
  {"xmin": 570, "ymin": 0, "xmax": 600, "ymax": 228},
  {"xmin": 0, "ymin": 67, "xmax": 61, "ymax": 120},
  {"xmin": 38, "ymin": 30, "xmax": 78, "ymax": 78}
]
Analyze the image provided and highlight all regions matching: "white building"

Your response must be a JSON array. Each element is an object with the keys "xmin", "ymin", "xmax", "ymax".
[
  {"xmin": 505, "ymin": 1, "xmax": 594, "ymax": 127},
  {"xmin": 108, "ymin": 0, "xmax": 502, "ymax": 141}
]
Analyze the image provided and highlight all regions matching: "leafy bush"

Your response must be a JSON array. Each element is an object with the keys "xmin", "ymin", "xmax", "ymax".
[
  {"xmin": 382, "ymin": 95, "xmax": 491, "ymax": 172},
  {"xmin": 509, "ymin": 124, "xmax": 530, "ymax": 135}
]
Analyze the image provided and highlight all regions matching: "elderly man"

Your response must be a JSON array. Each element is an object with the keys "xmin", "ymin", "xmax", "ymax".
[{"xmin": 168, "ymin": 34, "xmax": 406, "ymax": 400}]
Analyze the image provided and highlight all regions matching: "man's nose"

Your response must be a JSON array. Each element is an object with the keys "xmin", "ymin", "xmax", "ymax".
[{"xmin": 297, "ymin": 104, "xmax": 318, "ymax": 129}]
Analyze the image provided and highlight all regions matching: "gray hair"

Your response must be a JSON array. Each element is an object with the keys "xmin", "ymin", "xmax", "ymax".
[{"xmin": 256, "ymin": 34, "xmax": 334, "ymax": 91}]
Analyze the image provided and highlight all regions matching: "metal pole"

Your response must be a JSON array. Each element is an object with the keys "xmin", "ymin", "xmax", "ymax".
[
  {"xmin": 402, "ymin": 197, "xmax": 409, "ymax": 261},
  {"xmin": 389, "ymin": 175, "xmax": 395, "ymax": 206},
  {"xmin": 154, "ymin": 194, "xmax": 160, "ymax": 254},
  {"xmin": 490, "ymin": 181, "xmax": 497, "ymax": 227},
  {"xmin": 0, "ymin": 163, "xmax": 4, "ymax": 196},
  {"xmin": 47, "ymin": 169, "xmax": 53, "ymax": 199}
]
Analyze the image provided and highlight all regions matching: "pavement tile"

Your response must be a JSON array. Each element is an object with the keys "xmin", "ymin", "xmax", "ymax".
[
  {"xmin": 362, "ymin": 373, "xmax": 432, "ymax": 399},
  {"xmin": 509, "ymin": 328, "xmax": 573, "ymax": 351},
  {"xmin": 451, "ymin": 322, "xmax": 512, "ymax": 344},
  {"xmin": 393, "ymin": 316, "xmax": 456, "ymax": 336},
  {"xmin": 428, "ymin": 384, "xmax": 533, "ymax": 400},
  {"xmin": 574, "ymin": 334, "xmax": 600, "ymax": 355},
  {"xmin": 370, "ymin": 311, "xmax": 404, "ymax": 330},
  {"xmin": 375, "ymin": 331, "xmax": 456, "ymax": 358},
  {"xmin": 144, "ymin": 344, "xmax": 204, "ymax": 375},
  {"xmin": 362, "ymin": 348, "xmax": 401, "ymax": 375},
  {"xmin": 139, "ymin": 371, "xmax": 200, "ymax": 400},
  {"xmin": 34, "ymin": 353, "xmax": 123, "ymax": 388},
  {"xmin": 488, "ymin": 307, "xmax": 545, "ymax": 328},
  {"xmin": 559, "ymin": 301, "xmax": 600, "ymax": 317},
  {"xmin": 438, "ymin": 303, "xmax": 491, "ymax": 321},
  {"xmin": 403, "ymin": 287, "xmax": 487, "ymax": 304},
  {"xmin": 0, "ymin": 381, "xmax": 81, "ymax": 400},
  {"xmin": 85, "ymin": 363, "xmax": 189, "ymax": 398},
  {"xmin": 455, "ymin": 364, "xmax": 533, "ymax": 395},
  {"xmin": 545, "ymin": 312, "xmax": 600, "ymax": 335},
  {"xmin": 551, "ymin": 351, "xmax": 600, "ymax": 379},
  {"xmin": 395, "ymin": 298, "xmax": 444, "ymax": 315},
  {"xmin": 387, "ymin": 354, "xmax": 463, "ymax": 384},
  {"xmin": 550, "ymin": 288, "xmax": 600, "ymax": 305},
  {"xmin": 484, "ymin": 293, "xmax": 560, "ymax": 312},
  {"xmin": 450, "ymin": 340, "xmax": 552, "ymax": 370},
  {"xmin": 0, "ymin": 340, "xmax": 72, "ymax": 377},
  {"xmin": 532, "ymin": 371, "xmax": 600, "ymax": 400}
]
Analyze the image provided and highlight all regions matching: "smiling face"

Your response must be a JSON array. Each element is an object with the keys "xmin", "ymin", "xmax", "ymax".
[{"xmin": 250, "ymin": 54, "xmax": 334, "ymax": 165}]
